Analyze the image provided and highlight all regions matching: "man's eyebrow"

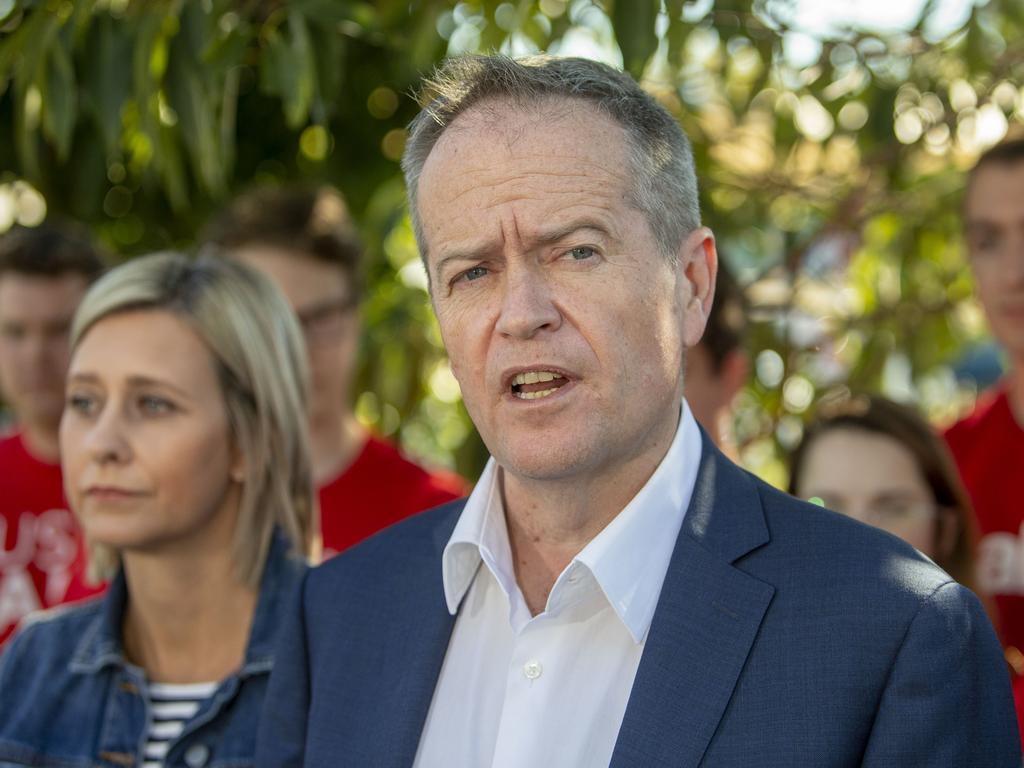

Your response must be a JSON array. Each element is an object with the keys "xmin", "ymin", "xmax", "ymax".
[
  {"xmin": 430, "ymin": 219, "xmax": 613, "ymax": 278},
  {"xmin": 529, "ymin": 219, "xmax": 613, "ymax": 246},
  {"xmin": 432, "ymin": 243, "xmax": 499, "ymax": 279}
]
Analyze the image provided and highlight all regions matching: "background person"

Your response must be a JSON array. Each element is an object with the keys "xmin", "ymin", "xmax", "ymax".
[
  {"xmin": 203, "ymin": 185, "xmax": 466, "ymax": 556},
  {"xmin": 0, "ymin": 223, "xmax": 106, "ymax": 645},
  {"xmin": 789, "ymin": 395, "xmax": 981, "ymax": 594},
  {"xmin": 683, "ymin": 260, "xmax": 748, "ymax": 450},
  {"xmin": 945, "ymin": 137, "xmax": 1024, "ymax": 665},
  {"xmin": 0, "ymin": 253, "xmax": 313, "ymax": 767}
]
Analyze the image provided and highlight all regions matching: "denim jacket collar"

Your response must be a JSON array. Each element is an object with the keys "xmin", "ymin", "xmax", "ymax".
[{"xmin": 68, "ymin": 528, "xmax": 304, "ymax": 678}]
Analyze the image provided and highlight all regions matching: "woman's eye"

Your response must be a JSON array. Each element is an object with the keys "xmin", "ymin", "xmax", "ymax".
[
  {"xmin": 139, "ymin": 396, "xmax": 174, "ymax": 415},
  {"xmin": 67, "ymin": 394, "xmax": 97, "ymax": 415}
]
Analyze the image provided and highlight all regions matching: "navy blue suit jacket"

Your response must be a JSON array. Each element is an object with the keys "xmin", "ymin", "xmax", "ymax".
[{"xmin": 257, "ymin": 435, "xmax": 1019, "ymax": 767}]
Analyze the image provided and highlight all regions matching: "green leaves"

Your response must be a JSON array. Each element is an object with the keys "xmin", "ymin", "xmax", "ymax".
[
  {"xmin": 260, "ymin": 10, "xmax": 316, "ymax": 129},
  {"xmin": 165, "ymin": 8, "xmax": 226, "ymax": 197},
  {"xmin": 611, "ymin": 0, "xmax": 658, "ymax": 78},
  {"xmin": 82, "ymin": 14, "xmax": 131, "ymax": 155},
  {"xmin": 40, "ymin": 40, "xmax": 75, "ymax": 160}
]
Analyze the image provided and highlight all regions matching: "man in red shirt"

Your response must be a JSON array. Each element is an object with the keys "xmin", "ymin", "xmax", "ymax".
[
  {"xmin": 0, "ymin": 223, "xmax": 106, "ymax": 644},
  {"xmin": 945, "ymin": 138, "xmax": 1024, "ymax": 664},
  {"xmin": 204, "ymin": 186, "xmax": 467, "ymax": 557}
]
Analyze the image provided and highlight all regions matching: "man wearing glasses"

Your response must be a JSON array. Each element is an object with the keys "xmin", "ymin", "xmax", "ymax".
[{"xmin": 204, "ymin": 185, "xmax": 466, "ymax": 557}]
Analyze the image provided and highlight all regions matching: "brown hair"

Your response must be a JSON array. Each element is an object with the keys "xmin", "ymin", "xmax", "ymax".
[
  {"xmin": 0, "ymin": 222, "xmax": 106, "ymax": 281},
  {"xmin": 202, "ymin": 184, "xmax": 363, "ymax": 302},
  {"xmin": 788, "ymin": 395, "xmax": 980, "ymax": 593},
  {"xmin": 965, "ymin": 137, "xmax": 1024, "ymax": 209}
]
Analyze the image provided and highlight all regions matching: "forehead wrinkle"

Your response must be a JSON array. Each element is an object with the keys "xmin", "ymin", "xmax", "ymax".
[{"xmin": 444, "ymin": 156, "xmax": 631, "ymax": 207}]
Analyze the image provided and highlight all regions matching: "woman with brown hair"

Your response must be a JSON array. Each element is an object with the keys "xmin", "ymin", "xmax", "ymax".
[{"xmin": 788, "ymin": 394, "xmax": 980, "ymax": 594}]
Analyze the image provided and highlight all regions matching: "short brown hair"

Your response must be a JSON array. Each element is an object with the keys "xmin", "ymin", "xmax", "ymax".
[
  {"xmin": 0, "ymin": 222, "xmax": 106, "ymax": 281},
  {"xmin": 202, "ymin": 184, "xmax": 363, "ymax": 301},
  {"xmin": 788, "ymin": 395, "xmax": 979, "ymax": 593},
  {"xmin": 965, "ymin": 137, "xmax": 1024, "ymax": 206}
]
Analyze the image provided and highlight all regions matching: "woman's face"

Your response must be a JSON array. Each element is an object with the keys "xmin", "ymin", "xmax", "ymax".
[
  {"xmin": 61, "ymin": 309, "xmax": 243, "ymax": 557},
  {"xmin": 796, "ymin": 427, "xmax": 941, "ymax": 558}
]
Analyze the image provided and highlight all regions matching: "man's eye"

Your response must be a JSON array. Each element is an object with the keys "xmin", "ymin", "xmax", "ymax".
[
  {"xmin": 459, "ymin": 266, "xmax": 489, "ymax": 283},
  {"xmin": 567, "ymin": 246, "xmax": 596, "ymax": 261},
  {"xmin": 0, "ymin": 325, "xmax": 26, "ymax": 341},
  {"xmin": 970, "ymin": 230, "xmax": 1000, "ymax": 254}
]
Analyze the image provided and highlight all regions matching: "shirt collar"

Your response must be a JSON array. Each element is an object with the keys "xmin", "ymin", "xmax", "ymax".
[
  {"xmin": 69, "ymin": 527, "xmax": 306, "ymax": 677},
  {"xmin": 442, "ymin": 458, "xmax": 511, "ymax": 614},
  {"xmin": 441, "ymin": 401, "xmax": 703, "ymax": 643}
]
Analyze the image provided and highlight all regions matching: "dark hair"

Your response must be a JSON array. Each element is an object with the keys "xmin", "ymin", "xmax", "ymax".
[
  {"xmin": 700, "ymin": 261, "xmax": 746, "ymax": 373},
  {"xmin": 0, "ymin": 222, "xmax": 106, "ymax": 281},
  {"xmin": 202, "ymin": 184, "xmax": 363, "ymax": 301},
  {"xmin": 965, "ymin": 137, "xmax": 1024, "ymax": 204},
  {"xmin": 788, "ymin": 395, "xmax": 979, "ymax": 592},
  {"xmin": 402, "ymin": 54, "xmax": 700, "ymax": 263}
]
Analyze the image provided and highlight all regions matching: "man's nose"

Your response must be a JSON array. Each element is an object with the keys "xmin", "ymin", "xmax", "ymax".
[
  {"xmin": 22, "ymin": 332, "xmax": 50, "ymax": 367},
  {"xmin": 494, "ymin": 266, "xmax": 562, "ymax": 340}
]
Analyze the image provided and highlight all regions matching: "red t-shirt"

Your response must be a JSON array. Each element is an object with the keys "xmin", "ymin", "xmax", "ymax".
[
  {"xmin": 318, "ymin": 435, "xmax": 468, "ymax": 558},
  {"xmin": 0, "ymin": 432, "xmax": 102, "ymax": 645},
  {"xmin": 945, "ymin": 386, "xmax": 1024, "ymax": 653}
]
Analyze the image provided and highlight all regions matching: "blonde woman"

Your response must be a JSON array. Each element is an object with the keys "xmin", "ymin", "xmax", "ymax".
[{"xmin": 0, "ymin": 252, "xmax": 313, "ymax": 767}]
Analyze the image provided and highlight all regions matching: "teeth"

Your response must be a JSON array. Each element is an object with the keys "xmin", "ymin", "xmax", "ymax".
[
  {"xmin": 515, "ymin": 388, "xmax": 558, "ymax": 400},
  {"xmin": 512, "ymin": 370, "xmax": 563, "ymax": 386}
]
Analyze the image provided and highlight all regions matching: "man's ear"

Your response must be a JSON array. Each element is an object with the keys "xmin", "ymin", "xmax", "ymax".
[{"xmin": 678, "ymin": 227, "xmax": 718, "ymax": 348}]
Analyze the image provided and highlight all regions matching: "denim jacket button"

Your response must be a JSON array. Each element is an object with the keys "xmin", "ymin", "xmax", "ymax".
[{"xmin": 184, "ymin": 743, "xmax": 210, "ymax": 768}]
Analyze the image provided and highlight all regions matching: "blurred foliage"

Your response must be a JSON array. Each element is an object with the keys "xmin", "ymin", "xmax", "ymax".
[{"xmin": 0, "ymin": 0, "xmax": 1021, "ymax": 484}]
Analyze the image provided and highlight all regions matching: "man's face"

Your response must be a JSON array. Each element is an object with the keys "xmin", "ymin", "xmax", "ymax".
[
  {"xmin": 418, "ymin": 99, "xmax": 714, "ymax": 484},
  {"xmin": 0, "ymin": 271, "xmax": 89, "ymax": 430},
  {"xmin": 964, "ymin": 160, "xmax": 1024, "ymax": 362},
  {"xmin": 231, "ymin": 246, "xmax": 358, "ymax": 423}
]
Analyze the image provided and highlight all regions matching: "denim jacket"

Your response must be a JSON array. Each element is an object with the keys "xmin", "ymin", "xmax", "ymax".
[{"xmin": 0, "ymin": 529, "xmax": 306, "ymax": 768}]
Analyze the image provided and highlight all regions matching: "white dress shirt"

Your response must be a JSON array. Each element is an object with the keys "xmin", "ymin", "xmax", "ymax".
[{"xmin": 413, "ymin": 402, "xmax": 703, "ymax": 768}]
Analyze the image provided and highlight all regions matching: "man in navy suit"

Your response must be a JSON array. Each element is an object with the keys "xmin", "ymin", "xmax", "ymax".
[{"xmin": 257, "ymin": 55, "xmax": 1018, "ymax": 767}]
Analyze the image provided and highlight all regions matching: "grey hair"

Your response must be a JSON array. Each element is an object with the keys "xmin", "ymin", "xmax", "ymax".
[
  {"xmin": 401, "ymin": 54, "xmax": 701, "ymax": 264},
  {"xmin": 70, "ymin": 252, "xmax": 315, "ymax": 587}
]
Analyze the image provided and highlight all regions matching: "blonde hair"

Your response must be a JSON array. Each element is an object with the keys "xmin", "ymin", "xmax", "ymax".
[{"xmin": 69, "ymin": 252, "xmax": 314, "ymax": 586}]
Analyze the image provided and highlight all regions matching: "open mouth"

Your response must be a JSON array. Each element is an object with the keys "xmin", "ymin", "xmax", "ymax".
[{"xmin": 510, "ymin": 370, "xmax": 568, "ymax": 400}]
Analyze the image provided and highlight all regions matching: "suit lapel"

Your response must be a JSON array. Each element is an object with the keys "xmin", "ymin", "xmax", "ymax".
[
  {"xmin": 336, "ymin": 504, "xmax": 461, "ymax": 768},
  {"xmin": 380, "ymin": 601, "xmax": 456, "ymax": 766},
  {"xmin": 610, "ymin": 436, "xmax": 776, "ymax": 768}
]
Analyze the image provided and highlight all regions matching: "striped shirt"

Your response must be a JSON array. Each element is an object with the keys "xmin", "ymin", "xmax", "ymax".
[{"xmin": 142, "ymin": 681, "xmax": 218, "ymax": 768}]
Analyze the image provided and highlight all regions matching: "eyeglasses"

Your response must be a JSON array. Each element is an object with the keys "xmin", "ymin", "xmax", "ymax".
[
  {"xmin": 808, "ymin": 496, "xmax": 938, "ymax": 526},
  {"xmin": 295, "ymin": 297, "xmax": 357, "ymax": 346}
]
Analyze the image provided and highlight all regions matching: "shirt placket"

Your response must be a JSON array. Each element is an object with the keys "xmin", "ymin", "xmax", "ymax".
[{"xmin": 95, "ymin": 666, "xmax": 148, "ymax": 768}]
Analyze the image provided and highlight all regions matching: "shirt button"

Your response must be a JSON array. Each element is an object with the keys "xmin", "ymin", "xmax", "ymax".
[
  {"xmin": 184, "ymin": 744, "xmax": 210, "ymax": 768},
  {"xmin": 523, "ymin": 660, "xmax": 543, "ymax": 680}
]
